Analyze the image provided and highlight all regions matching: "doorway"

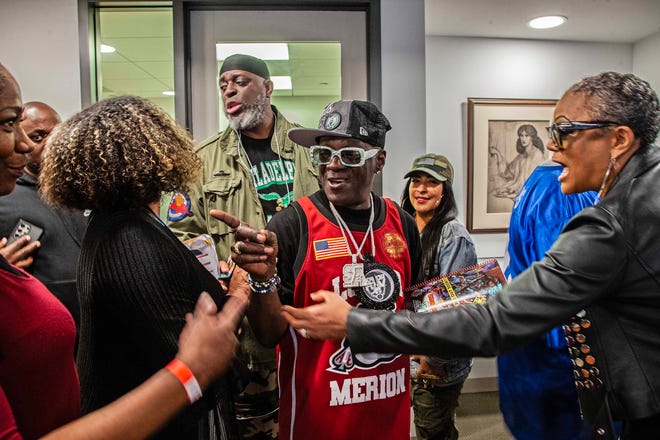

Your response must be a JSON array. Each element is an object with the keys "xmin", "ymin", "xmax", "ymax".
[{"xmin": 185, "ymin": 9, "xmax": 369, "ymax": 142}]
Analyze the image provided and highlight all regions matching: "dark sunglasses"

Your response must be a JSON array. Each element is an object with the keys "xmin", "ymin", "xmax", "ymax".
[
  {"xmin": 545, "ymin": 120, "xmax": 619, "ymax": 150},
  {"xmin": 309, "ymin": 145, "xmax": 380, "ymax": 167}
]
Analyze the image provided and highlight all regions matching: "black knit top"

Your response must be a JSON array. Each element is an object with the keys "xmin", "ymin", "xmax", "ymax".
[{"xmin": 76, "ymin": 207, "xmax": 238, "ymax": 439}]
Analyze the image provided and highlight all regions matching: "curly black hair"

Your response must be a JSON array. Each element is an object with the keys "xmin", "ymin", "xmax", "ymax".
[{"xmin": 516, "ymin": 124, "xmax": 545, "ymax": 155}]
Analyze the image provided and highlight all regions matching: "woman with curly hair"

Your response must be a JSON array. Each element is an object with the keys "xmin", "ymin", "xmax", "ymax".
[
  {"xmin": 1, "ymin": 62, "xmax": 247, "ymax": 439},
  {"xmin": 41, "ymin": 95, "xmax": 240, "ymax": 439}
]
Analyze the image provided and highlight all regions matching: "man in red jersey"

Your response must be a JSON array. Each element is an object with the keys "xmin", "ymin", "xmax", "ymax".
[{"xmin": 213, "ymin": 100, "xmax": 422, "ymax": 439}]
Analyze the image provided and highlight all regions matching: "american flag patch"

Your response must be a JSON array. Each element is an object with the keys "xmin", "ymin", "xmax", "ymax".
[{"xmin": 313, "ymin": 237, "xmax": 350, "ymax": 260}]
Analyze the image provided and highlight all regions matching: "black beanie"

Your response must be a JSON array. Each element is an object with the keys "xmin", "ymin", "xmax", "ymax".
[{"xmin": 219, "ymin": 54, "xmax": 270, "ymax": 79}]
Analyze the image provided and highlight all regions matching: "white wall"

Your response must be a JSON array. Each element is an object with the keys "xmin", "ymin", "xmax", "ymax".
[
  {"xmin": 380, "ymin": 0, "xmax": 426, "ymax": 200},
  {"xmin": 425, "ymin": 36, "xmax": 632, "ymax": 259},
  {"xmin": 0, "ymin": 0, "xmax": 82, "ymax": 119},
  {"xmin": 425, "ymin": 36, "xmax": 633, "ymax": 380},
  {"xmin": 633, "ymin": 30, "xmax": 660, "ymax": 102}
]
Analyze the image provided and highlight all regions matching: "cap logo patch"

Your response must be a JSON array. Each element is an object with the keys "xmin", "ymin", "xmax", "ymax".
[
  {"xmin": 324, "ymin": 112, "xmax": 342, "ymax": 130},
  {"xmin": 417, "ymin": 158, "xmax": 436, "ymax": 166},
  {"xmin": 359, "ymin": 127, "xmax": 368, "ymax": 136}
]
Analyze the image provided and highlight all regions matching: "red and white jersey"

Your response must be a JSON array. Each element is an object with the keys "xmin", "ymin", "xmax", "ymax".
[{"xmin": 277, "ymin": 196, "xmax": 412, "ymax": 440}]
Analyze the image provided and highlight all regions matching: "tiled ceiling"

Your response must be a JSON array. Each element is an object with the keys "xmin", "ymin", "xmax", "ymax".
[
  {"xmin": 252, "ymin": 43, "xmax": 341, "ymax": 98},
  {"xmin": 98, "ymin": 8, "xmax": 174, "ymax": 98},
  {"xmin": 98, "ymin": 0, "xmax": 660, "ymax": 100},
  {"xmin": 425, "ymin": 0, "xmax": 660, "ymax": 43},
  {"xmin": 98, "ymin": 8, "xmax": 341, "ymax": 99}
]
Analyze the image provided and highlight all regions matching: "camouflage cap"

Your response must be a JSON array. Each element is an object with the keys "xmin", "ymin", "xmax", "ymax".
[{"xmin": 404, "ymin": 153, "xmax": 454, "ymax": 185}]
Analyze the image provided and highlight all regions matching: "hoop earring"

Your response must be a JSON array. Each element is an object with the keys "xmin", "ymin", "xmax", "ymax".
[{"xmin": 597, "ymin": 157, "xmax": 616, "ymax": 199}]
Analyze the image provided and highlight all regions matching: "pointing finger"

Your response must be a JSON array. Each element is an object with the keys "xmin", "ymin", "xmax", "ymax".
[{"xmin": 210, "ymin": 209, "xmax": 241, "ymax": 229}]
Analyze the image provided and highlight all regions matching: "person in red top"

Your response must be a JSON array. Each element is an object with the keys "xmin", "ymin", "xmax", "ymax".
[
  {"xmin": 0, "ymin": 62, "xmax": 246, "ymax": 439},
  {"xmin": 213, "ymin": 100, "xmax": 422, "ymax": 439},
  {"xmin": 0, "ymin": 235, "xmax": 80, "ymax": 439}
]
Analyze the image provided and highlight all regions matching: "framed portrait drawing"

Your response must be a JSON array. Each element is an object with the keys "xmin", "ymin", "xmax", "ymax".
[{"xmin": 467, "ymin": 98, "xmax": 557, "ymax": 233}]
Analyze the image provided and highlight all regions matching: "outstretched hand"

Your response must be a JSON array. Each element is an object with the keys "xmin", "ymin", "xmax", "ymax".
[
  {"xmin": 280, "ymin": 290, "xmax": 351, "ymax": 341},
  {"xmin": 0, "ymin": 236, "xmax": 40, "ymax": 268},
  {"xmin": 210, "ymin": 210, "xmax": 278, "ymax": 282},
  {"xmin": 40, "ymin": 292, "xmax": 248, "ymax": 440},
  {"xmin": 226, "ymin": 265, "xmax": 251, "ymax": 305},
  {"xmin": 176, "ymin": 292, "xmax": 247, "ymax": 389}
]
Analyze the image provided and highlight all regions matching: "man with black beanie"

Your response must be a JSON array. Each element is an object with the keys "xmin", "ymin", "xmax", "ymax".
[{"xmin": 168, "ymin": 54, "xmax": 319, "ymax": 439}]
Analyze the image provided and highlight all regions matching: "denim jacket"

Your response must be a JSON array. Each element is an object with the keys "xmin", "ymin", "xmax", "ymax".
[{"xmin": 413, "ymin": 219, "xmax": 477, "ymax": 386}]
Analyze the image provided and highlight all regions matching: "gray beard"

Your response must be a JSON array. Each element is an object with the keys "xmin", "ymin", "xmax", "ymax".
[{"xmin": 226, "ymin": 92, "xmax": 269, "ymax": 131}]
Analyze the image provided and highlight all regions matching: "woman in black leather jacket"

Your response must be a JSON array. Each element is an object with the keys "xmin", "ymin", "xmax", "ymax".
[{"xmin": 281, "ymin": 71, "xmax": 660, "ymax": 439}]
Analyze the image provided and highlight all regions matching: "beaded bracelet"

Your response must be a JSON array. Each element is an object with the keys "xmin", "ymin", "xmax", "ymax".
[
  {"xmin": 248, "ymin": 272, "xmax": 280, "ymax": 294},
  {"xmin": 165, "ymin": 358, "xmax": 203, "ymax": 404}
]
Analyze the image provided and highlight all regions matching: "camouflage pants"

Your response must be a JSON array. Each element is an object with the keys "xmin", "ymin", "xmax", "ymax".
[
  {"xmin": 411, "ymin": 381, "xmax": 464, "ymax": 440},
  {"xmin": 237, "ymin": 409, "xmax": 278, "ymax": 440},
  {"xmin": 234, "ymin": 319, "xmax": 279, "ymax": 440}
]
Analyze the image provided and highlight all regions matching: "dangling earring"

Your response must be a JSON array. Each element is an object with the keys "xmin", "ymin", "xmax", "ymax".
[{"xmin": 596, "ymin": 157, "xmax": 617, "ymax": 200}]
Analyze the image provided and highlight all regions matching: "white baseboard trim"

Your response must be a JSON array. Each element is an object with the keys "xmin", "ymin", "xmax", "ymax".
[{"xmin": 462, "ymin": 376, "xmax": 499, "ymax": 393}]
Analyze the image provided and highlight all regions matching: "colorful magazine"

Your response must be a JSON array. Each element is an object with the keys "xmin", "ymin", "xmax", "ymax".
[
  {"xmin": 183, "ymin": 234, "xmax": 221, "ymax": 279},
  {"xmin": 406, "ymin": 259, "xmax": 506, "ymax": 313}
]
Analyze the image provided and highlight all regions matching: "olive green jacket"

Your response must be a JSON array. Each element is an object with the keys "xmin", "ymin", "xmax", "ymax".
[
  {"xmin": 169, "ymin": 106, "xmax": 319, "ymax": 259},
  {"xmin": 167, "ymin": 107, "xmax": 319, "ymax": 426}
]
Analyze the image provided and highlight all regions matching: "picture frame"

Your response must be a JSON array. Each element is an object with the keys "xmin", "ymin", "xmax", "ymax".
[{"xmin": 467, "ymin": 98, "xmax": 558, "ymax": 233}]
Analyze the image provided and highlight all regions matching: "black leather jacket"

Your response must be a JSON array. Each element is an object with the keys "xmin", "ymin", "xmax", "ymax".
[{"xmin": 347, "ymin": 145, "xmax": 660, "ymax": 421}]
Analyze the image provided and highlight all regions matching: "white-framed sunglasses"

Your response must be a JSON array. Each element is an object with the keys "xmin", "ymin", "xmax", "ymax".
[{"xmin": 309, "ymin": 145, "xmax": 380, "ymax": 167}]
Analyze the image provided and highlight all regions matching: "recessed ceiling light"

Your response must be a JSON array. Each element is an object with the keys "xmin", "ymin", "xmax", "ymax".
[
  {"xmin": 216, "ymin": 43, "xmax": 289, "ymax": 61},
  {"xmin": 162, "ymin": 91, "xmax": 175, "ymax": 96},
  {"xmin": 100, "ymin": 44, "xmax": 116, "ymax": 53},
  {"xmin": 271, "ymin": 76, "xmax": 292, "ymax": 90},
  {"xmin": 528, "ymin": 15, "xmax": 567, "ymax": 30}
]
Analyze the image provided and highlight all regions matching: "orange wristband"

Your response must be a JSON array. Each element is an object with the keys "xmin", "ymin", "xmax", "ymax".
[{"xmin": 165, "ymin": 358, "xmax": 203, "ymax": 404}]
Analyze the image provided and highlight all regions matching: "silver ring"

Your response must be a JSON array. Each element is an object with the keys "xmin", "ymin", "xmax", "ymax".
[
  {"xmin": 231, "ymin": 242, "xmax": 242, "ymax": 255},
  {"xmin": 299, "ymin": 328, "xmax": 308, "ymax": 338}
]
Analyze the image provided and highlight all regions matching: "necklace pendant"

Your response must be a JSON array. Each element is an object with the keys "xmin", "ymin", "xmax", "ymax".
[
  {"xmin": 355, "ymin": 261, "xmax": 401, "ymax": 310},
  {"xmin": 343, "ymin": 263, "xmax": 366, "ymax": 288}
]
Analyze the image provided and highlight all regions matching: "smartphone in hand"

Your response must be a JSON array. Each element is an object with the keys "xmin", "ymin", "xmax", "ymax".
[{"xmin": 7, "ymin": 219, "xmax": 44, "ymax": 244}]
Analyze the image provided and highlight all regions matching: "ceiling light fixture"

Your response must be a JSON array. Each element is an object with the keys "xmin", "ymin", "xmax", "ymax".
[
  {"xmin": 162, "ymin": 91, "xmax": 175, "ymax": 96},
  {"xmin": 528, "ymin": 15, "xmax": 567, "ymax": 29},
  {"xmin": 216, "ymin": 43, "xmax": 289, "ymax": 61},
  {"xmin": 271, "ymin": 76, "xmax": 292, "ymax": 90},
  {"xmin": 100, "ymin": 44, "xmax": 116, "ymax": 53}
]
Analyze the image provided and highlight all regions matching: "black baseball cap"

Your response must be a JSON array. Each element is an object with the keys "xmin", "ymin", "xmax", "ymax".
[{"xmin": 288, "ymin": 100, "xmax": 392, "ymax": 148}]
